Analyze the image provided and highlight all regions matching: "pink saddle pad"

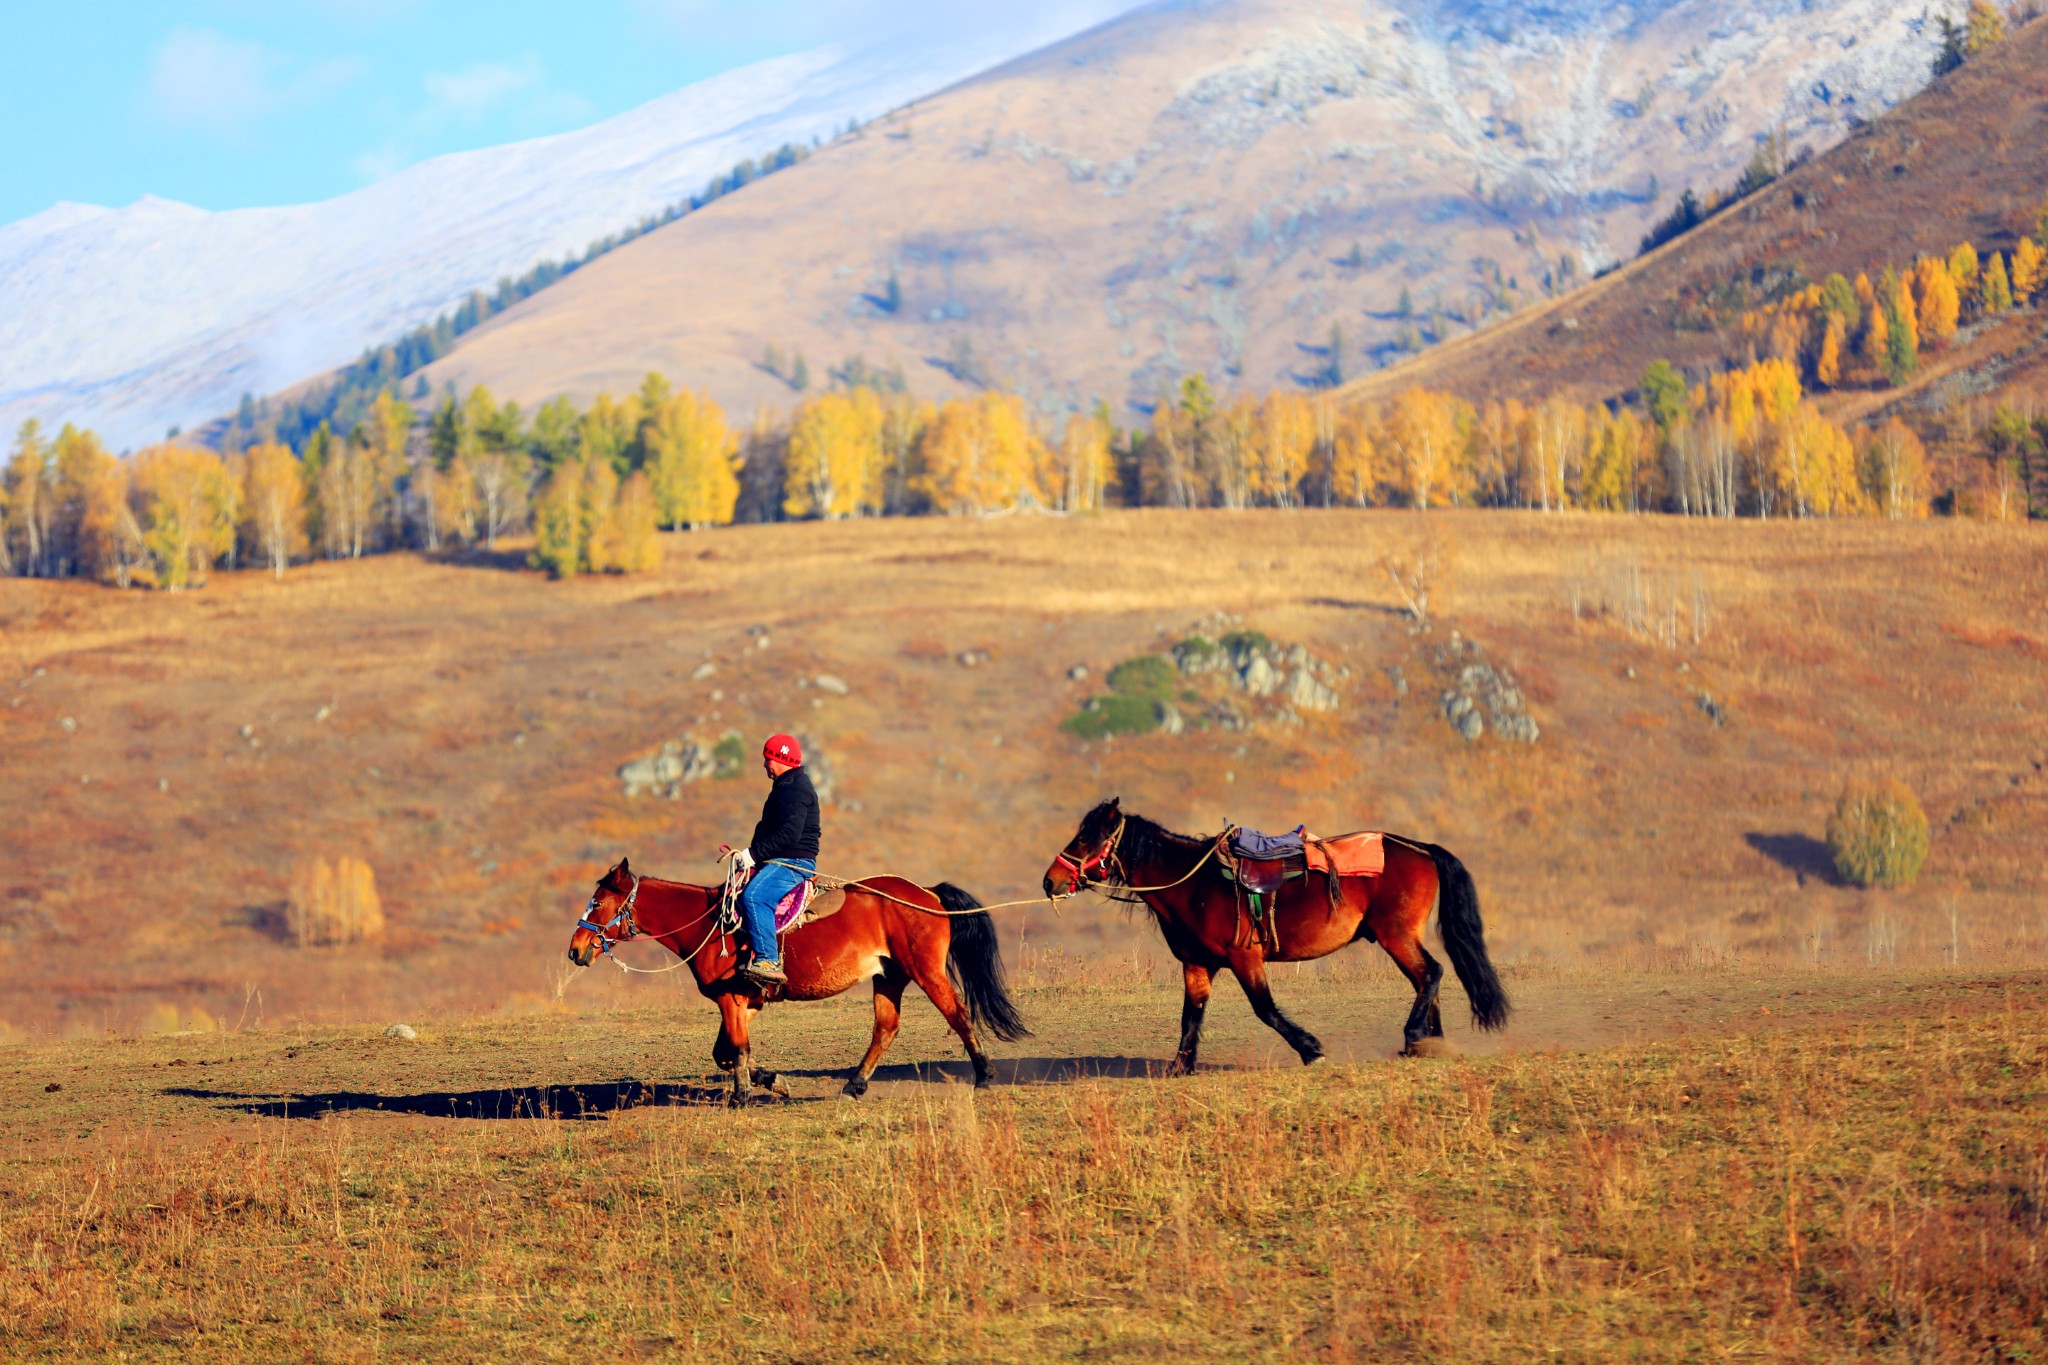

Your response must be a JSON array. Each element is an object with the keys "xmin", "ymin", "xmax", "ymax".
[{"xmin": 773, "ymin": 879, "xmax": 814, "ymax": 934}]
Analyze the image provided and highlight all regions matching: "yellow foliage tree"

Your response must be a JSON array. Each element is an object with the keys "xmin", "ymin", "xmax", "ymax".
[
  {"xmin": 1052, "ymin": 411, "xmax": 1114, "ymax": 512},
  {"xmin": 1516, "ymin": 397, "xmax": 1588, "ymax": 511},
  {"xmin": 1775, "ymin": 403, "xmax": 1861, "ymax": 517},
  {"xmin": 1855, "ymin": 273, "xmax": 1888, "ymax": 364},
  {"xmin": 644, "ymin": 388, "xmax": 739, "ymax": 528},
  {"xmin": 1980, "ymin": 251, "xmax": 2015, "ymax": 314},
  {"xmin": 784, "ymin": 389, "xmax": 886, "ymax": 519},
  {"xmin": 1251, "ymin": 392, "xmax": 1316, "ymax": 507},
  {"xmin": 1326, "ymin": 402, "xmax": 1377, "ymax": 506},
  {"xmin": 239, "ymin": 441, "xmax": 308, "ymax": 580},
  {"xmin": 2012, "ymin": 237, "xmax": 2046, "ymax": 304},
  {"xmin": 604, "ymin": 471, "xmax": 663, "ymax": 573},
  {"xmin": 133, "ymin": 444, "xmax": 237, "ymax": 590},
  {"xmin": 1858, "ymin": 418, "xmax": 1928, "ymax": 519},
  {"xmin": 1382, "ymin": 389, "xmax": 1471, "ymax": 509},
  {"xmin": 1948, "ymin": 242, "xmax": 1980, "ymax": 299},
  {"xmin": 1911, "ymin": 257, "xmax": 1960, "ymax": 348},
  {"xmin": 1815, "ymin": 312, "xmax": 1845, "ymax": 387},
  {"xmin": 914, "ymin": 393, "xmax": 1046, "ymax": 515}
]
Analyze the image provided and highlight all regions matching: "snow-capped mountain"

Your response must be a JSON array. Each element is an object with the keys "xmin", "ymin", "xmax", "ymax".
[
  {"xmin": 0, "ymin": 4, "xmax": 1145, "ymax": 450},
  {"xmin": 422, "ymin": 0, "xmax": 1958, "ymax": 424}
]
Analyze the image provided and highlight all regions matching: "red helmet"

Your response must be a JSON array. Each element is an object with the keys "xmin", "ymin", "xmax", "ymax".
[{"xmin": 763, "ymin": 733, "xmax": 802, "ymax": 766}]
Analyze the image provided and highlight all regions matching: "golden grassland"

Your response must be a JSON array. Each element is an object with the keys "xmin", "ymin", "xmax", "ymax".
[
  {"xmin": 0, "ymin": 964, "xmax": 2042, "ymax": 1361},
  {"xmin": 1, "ymin": 508, "xmax": 2045, "ymax": 1038}
]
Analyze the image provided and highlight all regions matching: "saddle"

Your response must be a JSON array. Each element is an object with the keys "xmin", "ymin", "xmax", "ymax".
[
  {"xmin": 719, "ymin": 864, "xmax": 849, "ymax": 949},
  {"xmin": 1217, "ymin": 826, "xmax": 1387, "ymax": 953}
]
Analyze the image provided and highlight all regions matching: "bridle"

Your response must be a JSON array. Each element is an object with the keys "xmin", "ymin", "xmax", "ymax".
[
  {"xmin": 1053, "ymin": 815, "xmax": 1128, "ymax": 888},
  {"xmin": 576, "ymin": 872, "xmax": 645, "ymax": 956}
]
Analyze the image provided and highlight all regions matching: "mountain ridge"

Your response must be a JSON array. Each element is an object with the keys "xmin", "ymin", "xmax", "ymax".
[{"xmin": 420, "ymin": 0, "xmax": 1958, "ymax": 426}]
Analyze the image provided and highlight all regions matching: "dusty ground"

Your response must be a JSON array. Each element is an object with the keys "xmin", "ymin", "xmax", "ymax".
[{"xmin": 2, "ymin": 508, "xmax": 2045, "ymax": 1037}]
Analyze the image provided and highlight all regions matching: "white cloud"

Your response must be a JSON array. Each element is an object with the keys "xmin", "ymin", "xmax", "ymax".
[
  {"xmin": 145, "ymin": 28, "xmax": 366, "ymax": 133},
  {"xmin": 423, "ymin": 57, "xmax": 543, "ymax": 121},
  {"xmin": 147, "ymin": 28, "xmax": 279, "ymax": 131}
]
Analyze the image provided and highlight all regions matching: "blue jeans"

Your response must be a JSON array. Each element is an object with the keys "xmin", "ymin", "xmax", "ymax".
[{"xmin": 740, "ymin": 857, "xmax": 814, "ymax": 966}]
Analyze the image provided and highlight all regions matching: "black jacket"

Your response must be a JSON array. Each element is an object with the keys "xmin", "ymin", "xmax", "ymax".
[{"xmin": 748, "ymin": 766, "xmax": 821, "ymax": 865}]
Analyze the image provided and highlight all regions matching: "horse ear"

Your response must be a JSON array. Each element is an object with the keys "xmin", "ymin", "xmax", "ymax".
[
  {"xmin": 619, "ymin": 856, "xmax": 631, "ymax": 872},
  {"xmin": 1109, "ymin": 796, "xmax": 1121, "ymax": 809}
]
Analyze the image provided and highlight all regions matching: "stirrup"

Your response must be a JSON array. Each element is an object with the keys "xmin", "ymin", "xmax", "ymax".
[{"xmin": 742, "ymin": 959, "xmax": 787, "ymax": 985}]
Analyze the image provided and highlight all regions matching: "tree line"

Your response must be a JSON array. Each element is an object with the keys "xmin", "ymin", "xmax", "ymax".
[{"xmin": 8, "ymin": 184, "xmax": 2047, "ymax": 586}]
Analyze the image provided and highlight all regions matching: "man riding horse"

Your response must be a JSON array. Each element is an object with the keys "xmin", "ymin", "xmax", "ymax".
[{"xmin": 724, "ymin": 733, "xmax": 819, "ymax": 986}]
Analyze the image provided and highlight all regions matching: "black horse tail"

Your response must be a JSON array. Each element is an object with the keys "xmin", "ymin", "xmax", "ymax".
[
  {"xmin": 938, "ymin": 883, "xmax": 1032, "ymax": 1042},
  {"xmin": 1425, "ymin": 844, "xmax": 1510, "ymax": 1031}
]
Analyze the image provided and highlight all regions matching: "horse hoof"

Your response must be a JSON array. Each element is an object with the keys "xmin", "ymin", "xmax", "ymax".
[
  {"xmin": 842, "ymin": 1079, "xmax": 868, "ymax": 1100},
  {"xmin": 1402, "ymin": 1037, "xmax": 1459, "ymax": 1059},
  {"xmin": 1302, "ymin": 1053, "xmax": 1326, "ymax": 1067}
]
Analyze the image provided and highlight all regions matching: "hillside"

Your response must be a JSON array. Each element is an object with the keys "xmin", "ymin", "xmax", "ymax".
[
  {"xmin": 0, "ymin": 5, "xmax": 1143, "ymax": 450},
  {"xmin": 2, "ymin": 510, "xmax": 2044, "ymax": 1038},
  {"xmin": 421, "ymin": 0, "xmax": 1952, "ymax": 424},
  {"xmin": 1338, "ymin": 12, "xmax": 2048, "ymax": 411}
]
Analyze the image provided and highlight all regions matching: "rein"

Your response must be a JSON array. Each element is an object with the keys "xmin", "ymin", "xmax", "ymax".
[
  {"xmin": 577, "ymin": 873, "xmax": 724, "ymax": 975},
  {"xmin": 1059, "ymin": 816, "xmax": 1223, "ymax": 899}
]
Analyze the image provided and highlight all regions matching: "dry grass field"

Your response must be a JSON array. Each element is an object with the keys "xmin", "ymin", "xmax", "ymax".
[
  {"xmin": 1, "ymin": 964, "xmax": 2043, "ymax": 1360},
  {"xmin": 2, "ymin": 508, "xmax": 2045, "ymax": 1040},
  {"xmin": 4, "ymin": 507, "xmax": 2047, "ymax": 1358}
]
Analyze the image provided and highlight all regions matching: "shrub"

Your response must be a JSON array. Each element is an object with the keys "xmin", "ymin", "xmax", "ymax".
[
  {"xmin": 287, "ymin": 856, "xmax": 385, "ymax": 947},
  {"xmin": 712, "ymin": 730, "xmax": 748, "ymax": 779},
  {"xmin": 1219, "ymin": 630, "xmax": 1271, "ymax": 663},
  {"xmin": 1171, "ymin": 636, "xmax": 1221, "ymax": 674},
  {"xmin": 1826, "ymin": 778, "xmax": 1930, "ymax": 888},
  {"xmin": 1106, "ymin": 655, "xmax": 1177, "ymax": 700},
  {"xmin": 1061, "ymin": 695, "xmax": 1161, "ymax": 739}
]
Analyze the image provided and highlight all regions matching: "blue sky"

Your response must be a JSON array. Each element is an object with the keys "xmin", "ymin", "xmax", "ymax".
[{"xmin": 0, "ymin": 1, "xmax": 1050, "ymax": 226}]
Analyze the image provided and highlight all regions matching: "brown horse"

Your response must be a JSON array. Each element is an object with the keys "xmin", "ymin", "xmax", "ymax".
[
  {"xmin": 1041, "ymin": 799, "xmax": 1508, "ymax": 1069},
  {"xmin": 567, "ymin": 859, "xmax": 1029, "ymax": 1102}
]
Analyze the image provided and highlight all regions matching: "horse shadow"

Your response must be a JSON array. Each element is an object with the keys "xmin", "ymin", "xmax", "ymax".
[
  {"xmin": 1744, "ymin": 832, "xmax": 1840, "ymax": 886},
  {"xmin": 777, "ymin": 1055, "xmax": 1223, "ymax": 1086},
  {"xmin": 166, "ymin": 1078, "xmax": 743, "ymax": 1121}
]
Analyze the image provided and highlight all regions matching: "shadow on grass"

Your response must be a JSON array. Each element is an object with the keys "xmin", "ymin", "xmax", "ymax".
[
  {"xmin": 1744, "ymin": 832, "xmax": 1840, "ymax": 886},
  {"xmin": 167, "ymin": 1057, "xmax": 1220, "ymax": 1120},
  {"xmin": 166, "ymin": 1078, "xmax": 742, "ymax": 1121},
  {"xmin": 778, "ymin": 1055, "xmax": 1218, "ymax": 1086}
]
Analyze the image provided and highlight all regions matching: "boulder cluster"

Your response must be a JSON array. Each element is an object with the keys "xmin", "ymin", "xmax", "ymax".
[
  {"xmin": 619, "ymin": 733, "xmax": 836, "ymax": 803},
  {"xmin": 1067, "ymin": 615, "xmax": 1348, "ymax": 739},
  {"xmin": 1432, "ymin": 633, "xmax": 1539, "ymax": 745}
]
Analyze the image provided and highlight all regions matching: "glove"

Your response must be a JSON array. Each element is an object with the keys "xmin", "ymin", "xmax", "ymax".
[{"xmin": 733, "ymin": 848, "xmax": 755, "ymax": 873}]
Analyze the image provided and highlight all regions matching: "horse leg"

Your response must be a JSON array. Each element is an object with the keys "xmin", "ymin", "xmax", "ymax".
[
  {"xmin": 904, "ymin": 953, "xmax": 992, "ymax": 1088},
  {"xmin": 718, "ymin": 994, "xmax": 754, "ymax": 1105},
  {"xmin": 845, "ymin": 966, "xmax": 909, "ymax": 1099},
  {"xmin": 1168, "ymin": 963, "xmax": 1216, "ymax": 1076},
  {"xmin": 748, "ymin": 999, "xmax": 789, "ymax": 1098},
  {"xmin": 1375, "ymin": 914, "xmax": 1445, "ymax": 1054},
  {"xmin": 1228, "ymin": 953, "xmax": 1324, "ymax": 1065}
]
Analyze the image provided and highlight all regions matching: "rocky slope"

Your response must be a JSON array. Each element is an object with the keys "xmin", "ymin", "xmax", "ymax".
[{"xmin": 423, "ymin": 0, "xmax": 1955, "ymax": 423}]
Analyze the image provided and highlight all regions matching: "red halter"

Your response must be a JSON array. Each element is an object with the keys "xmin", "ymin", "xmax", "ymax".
[{"xmin": 1054, "ymin": 816, "xmax": 1127, "ymax": 883}]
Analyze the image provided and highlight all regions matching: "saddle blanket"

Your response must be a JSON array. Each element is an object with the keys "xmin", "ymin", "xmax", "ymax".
[
  {"xmin": 1304, "ymin": 831, "xmax": 1386, "ymax": 879},
  {"xmin": 773, "ymin": 880, "xmax": 847, "ymax": 934}
]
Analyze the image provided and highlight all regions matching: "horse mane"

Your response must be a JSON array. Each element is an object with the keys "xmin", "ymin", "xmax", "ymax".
[{"xmin": 1118, "ymin": 812, "xmax": 1212, "ymax": 869}]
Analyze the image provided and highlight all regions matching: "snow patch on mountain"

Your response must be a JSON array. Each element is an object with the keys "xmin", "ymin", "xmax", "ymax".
[{"xmin": 0, "ymin": 6, "xmax": 1144, "ymax": 450}]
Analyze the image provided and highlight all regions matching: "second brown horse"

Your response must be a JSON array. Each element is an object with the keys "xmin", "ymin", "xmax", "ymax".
[{"xmin": 1042, "ymin": 799, "xmax": 1508, "ymax": 1069}]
